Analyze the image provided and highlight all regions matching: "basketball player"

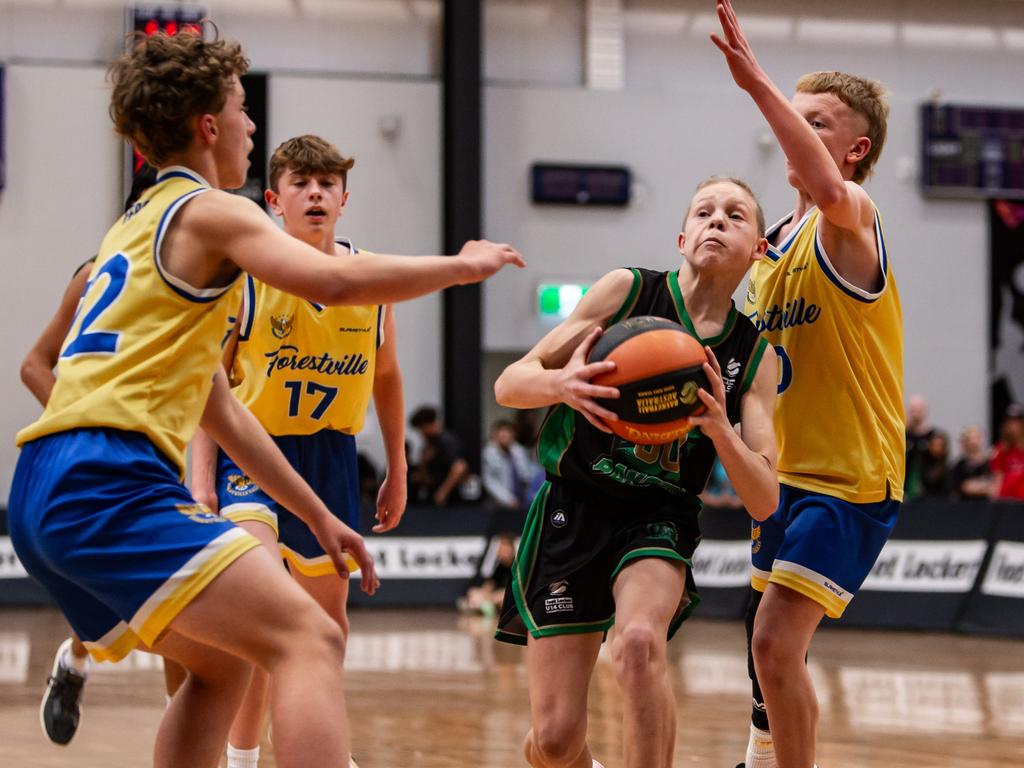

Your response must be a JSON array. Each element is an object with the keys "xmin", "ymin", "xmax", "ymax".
[
  {"xmin": 7, "ymin": 31, "xmax": 521, "ymax": 768},
  {"xmin": 711, "ymin": 3, "xmax": 904, "ymax": 767},
  {"xmin": 189, "ymin": 134, "xmax": 408, "ymax": 768},
  {"xmin": 21, "ymin": 165, "xmax": 188, "ymax": 746},
  {"xmin": 494, "ymin": 177, "xmax": 780, "ymax": 768}
]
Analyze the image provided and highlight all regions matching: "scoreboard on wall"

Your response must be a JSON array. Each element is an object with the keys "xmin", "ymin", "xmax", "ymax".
[{"xmin": 921, "ymin": 103, "xmax": 1024, "ymax": 199}]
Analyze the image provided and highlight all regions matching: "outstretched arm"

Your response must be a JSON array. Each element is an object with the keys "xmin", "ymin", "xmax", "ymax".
[
  {"xmin": 176, "ymin": 192, "xmax": 525, "ymax": 306},
  {"xmin": 200, "ymin": 366, "xmax": 379, "ymax": 594},
  {"xmin": 689, "ymin": 344, "xmax": 778, "ymax": 520},
  {"xmin": 20, "ymin": 262, "xmax": 92, "ymax": 406},
  {"xmin": 371, "ymin": 307, "xmax": 408, "ymax": 532},
  {"xmin": 493, "ymin": 269, "xmax": 634, "ymax": 432}
]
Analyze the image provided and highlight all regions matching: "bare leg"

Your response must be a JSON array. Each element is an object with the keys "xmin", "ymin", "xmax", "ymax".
[
  {"xmin": 610, "ymin": 558, "xmax": 686, "ymax": 768},
  {"xmin": 227, "ymin": 520, "xmax": 284, "ymax": 751},
  {"xmin": 163, "ymin": 544, "xmax": 352, "ymax": 768},
  {"xmin": 523, "ymin": 632, "xmax": 603, "ymax": 768},
  {"xmin": 751, "ymin": 584, "xmax": 825, "ymax": 768},
  {"xmin": 163, "ymin": 659, "xmax": 187, "ymax": 698},
  {"xmin": 149, "ymin": 632, "xmax": 253, "ymax": 768}
]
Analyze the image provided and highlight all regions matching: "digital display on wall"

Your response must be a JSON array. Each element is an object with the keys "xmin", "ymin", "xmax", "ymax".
[
  {"xmin": 531, "ymin": 163, "xmax": 631, "ymax": 206},
  {"xmin": 921, "ymin": 104, "xmax": 1024, "ymax": 199}
]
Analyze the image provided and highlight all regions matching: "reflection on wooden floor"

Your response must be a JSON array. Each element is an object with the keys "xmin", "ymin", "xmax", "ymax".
[{"xmin": 2, "ymin": 607, "xmax": 1023, "ymax": 767}]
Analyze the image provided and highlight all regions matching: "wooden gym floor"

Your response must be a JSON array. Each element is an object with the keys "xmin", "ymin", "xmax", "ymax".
[{"xmin": 1, "ymin": 606, "xmax": 1022, "ymax": 767}]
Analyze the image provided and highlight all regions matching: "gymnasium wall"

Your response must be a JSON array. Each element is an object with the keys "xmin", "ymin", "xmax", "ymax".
[{"xmin": 0, "ymin": 0, "xmax": 1022, "ymax": 497}]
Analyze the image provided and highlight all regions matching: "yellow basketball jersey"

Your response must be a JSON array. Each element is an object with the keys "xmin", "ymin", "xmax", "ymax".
[
  {"xmin": 17, "ymin": 167, "xmax": 242, "ymax": 478},
  {"xmin": 230, "ymin": 239, "xmax": 383, "ymax": 436},
  {"xmin": 744, "ymin": 207, "xmax": 905, "ymax": 503}
]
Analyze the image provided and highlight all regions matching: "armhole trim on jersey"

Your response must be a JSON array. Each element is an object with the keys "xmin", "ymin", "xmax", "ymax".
[
  {"xmin": 237, "ymin": 274, "xmax": 256, "ymax": 341},
  {"xmin": 153, "ymin": 188, "xmax": 239, "ymax": 303},
  {"xmin": 607, "ymin": 268, "xmax": 642, "ymax": 326},
  {"xmin": 812, "ymin": 210, "xmax": 887, "ymax": 304},
  {"xmin": 764, "ymin": 209, "xmax": 813, "ymax": 263},
  {"xmin": 739, "ymin": 336, "xmax": 770, "ymax": 396},
  {"xmin": 376, "ymin": 305, "xmax": 385, "ymax": 349}
]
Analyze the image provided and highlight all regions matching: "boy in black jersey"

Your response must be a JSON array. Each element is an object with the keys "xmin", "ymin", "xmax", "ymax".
[{"xmin": 494, "ymin": 177, "xmax": 779, "ymax": 768}]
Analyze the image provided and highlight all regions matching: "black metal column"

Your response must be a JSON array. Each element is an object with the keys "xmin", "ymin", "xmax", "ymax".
[{"xmin": 442, "ymin": 0, "xmax": 483, "ymax": 473}]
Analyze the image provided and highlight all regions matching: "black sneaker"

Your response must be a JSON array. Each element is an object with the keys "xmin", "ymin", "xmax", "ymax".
[{"xmin": 40, "ymin": 639, "xmax": 86, "ymax": 745}]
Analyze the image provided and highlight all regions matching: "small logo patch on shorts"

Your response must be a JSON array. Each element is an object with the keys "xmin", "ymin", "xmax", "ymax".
[
  {"xmin": 551, "ymin": 509, "xmax": 568, "ymax": 528},
  {"xmin": 549, "ymin": 579, "xmax": 569, "ymax": 595},
  {"xmin": 176, "ymin": 504, "xmax": 222, "ymax": 524},
  {"xmin": 646, "ymin": 521, "xmax": 678, "ymax": 547},
  {"xmin": 226, "ymin": 473, "xmax": 257, "ymax": 497},
  {"xmin": 544, "ymin": 596, "xmax": 574, "ymax": 614},
  {"xmin": 751, "ymin": 524, "xmax": 762, "ymax": 554}
]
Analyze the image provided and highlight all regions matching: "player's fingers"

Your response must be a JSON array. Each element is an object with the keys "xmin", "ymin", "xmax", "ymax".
[
  {"xmin": 584, "ymin": 400, "xmax": 620, "ymax": 423},
  {"xmin": 576, "ymin": 326, "xmax": 605, "ymax": 359},
  {"xmin": 583, "ymin": 383, "xmax": 620, "ymax": 401},
  {"xmin": 582, "ymin": 411, "xmax": 614, "ymax": 433},
  {"xmin": 581, "ymin": 360, "xmax": 616, "ymax": 380}
]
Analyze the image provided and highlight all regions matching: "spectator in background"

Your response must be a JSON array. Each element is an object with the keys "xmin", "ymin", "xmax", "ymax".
[
  {"xmin": 992, "ymin": 404, "xmax": 1024, "ymax": 500},
  {"xmin": 918, "ymin": 430, "xmax": 952, "ymax": 499},
  {"xmin": 408, "ymin": 405, "xmax": 470, "ymax": 506},
  {"xmin": 905, "ymin": 394, "xmax": 936, "ymax": 500},
  {"xmin": 458, "ymin": 532, "xmax": 517, "ymax": 618},
  {"xmin": 482, "ymin": 419, "xmax": 535, "ymax": 510},
  {"xmin": 700, "ymin": 457, "xmax": 743, "ymax": 510},
  {"xmin": 951, "ymin": 426, "xmax": 994, "ymax": 502}
]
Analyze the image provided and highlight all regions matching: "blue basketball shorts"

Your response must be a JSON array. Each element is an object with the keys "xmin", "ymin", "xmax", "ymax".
[
  {"xmin": 216, "ymin": 429, "xmax": 360, "ymax": 576},
  {"xmin": 8, "ymin": 428, "xmax": 260, "ymax": 662},
  {"xmin": 750, "ymin": 483, "xmax": 900, "ymax": 618}
]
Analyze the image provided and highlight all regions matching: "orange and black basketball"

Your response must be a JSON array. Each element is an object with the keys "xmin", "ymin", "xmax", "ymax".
[{"xmin": 588, "ymin": 316, "xmax": 709, "ymax": 445}]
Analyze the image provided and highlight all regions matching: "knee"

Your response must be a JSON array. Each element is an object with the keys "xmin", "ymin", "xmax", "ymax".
[
  {"xmin": 750, "ymin": 625, "xmax": 796, "ymax": 688},
  {"xmin": 271, "ymin": 602, "xmax": 347, "ymax": 671},
  {"xmin": 530, "ymin": 719, "xmax": 587, "ymax": 767},
  {"xmin": 612, "ymin": 623, "xmax": 664, "ymax": 688}
]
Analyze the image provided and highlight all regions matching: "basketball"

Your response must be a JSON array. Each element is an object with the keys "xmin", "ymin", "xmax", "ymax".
[{"xmin": 588, "ymin": 316, "xmax": 709, "ymax": 444}]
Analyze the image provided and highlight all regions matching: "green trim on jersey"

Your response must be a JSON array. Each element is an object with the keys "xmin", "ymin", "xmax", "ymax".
[
  {"xmin": 739, "ymin": 336, "xmax": 770, "ymax": 396},
  {"xmin": 509, "ymin": 482, "xmax": 551, "ymax": 636},
  {"xmin": 537, "ymin": 405, "xmax": 576, "ymax": 476},
  {"xmin": 667, "ymin": 270, "xmax": 738, "ymax": 347},
  {"xmin": 607, "ymin": 268, "xmax": 643, "ymax": 326}
]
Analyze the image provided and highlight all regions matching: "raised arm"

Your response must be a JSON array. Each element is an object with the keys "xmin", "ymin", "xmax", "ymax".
[
  {"xmin": 711, "ymin": 1, "xmax": 879, "ymax": 283},
  {"xmin": 370, "ymin": 306, "xmax": 408, "ymax": 532},
  {"xmin": 689, "ymin": 343, "xmax": 778, "ymax": 520},
  {"xmin": 200, "ymin": 366, "xmax": 379, "ymax": 594},
  {"xmin": 171, "ymin": 191, "xmax": 524, "ymax": 306},
  {"xmin": 494, "ymin": 268, "xmax": 633, "ymax": 432},
  {"xmin": 20, "ymin": 262, "xmax": 92, "ymax": 406}
]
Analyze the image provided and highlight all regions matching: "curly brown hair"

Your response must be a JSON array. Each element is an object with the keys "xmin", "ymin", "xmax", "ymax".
[
  {"xmin": 108, "ymin": 31, "xmax": 250, "ymax": 167},
  {"xmin": 269, "ymin": 135, "xmax": 356, "ymax": 192}
]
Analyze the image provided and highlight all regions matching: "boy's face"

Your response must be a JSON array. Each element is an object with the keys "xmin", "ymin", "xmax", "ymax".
[
  {"xmin": 211, "ymin": 76, "xmax": 255, "ymax": 190},
  {"xmin": 788, "ymin": 90, "xmax": 870, "ymax": 186},
  {"xmin": 266, "ymin": 168, "xmax": 348, "ymax": 237},
  {"xmin": 678, "ymin": 182, "xmax": 766, "ymax": 274}
]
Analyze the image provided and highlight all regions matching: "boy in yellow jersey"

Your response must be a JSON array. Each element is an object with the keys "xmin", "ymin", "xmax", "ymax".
[
  {"xmin": 7, "ymin": 30, "xmax": 522, "ymax": 768},
  {"xmin": 189, "ymin": 134, "xmax": 407, "ymax": 768},
  {"xmin": 712, "ymin": 3, "xmax": 904, "ymax": 768},
  {"xmin": 494, "ymin": 177, "xmax": 779, "ymax": 768}
]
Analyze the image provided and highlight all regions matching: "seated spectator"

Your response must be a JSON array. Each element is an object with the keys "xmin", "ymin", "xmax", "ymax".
[
  {"xmin": 357, "ymin": 451, "xmax": 381, "ymax": 507},
  {"xmin": 950, "ymin": 426, "xmax": 994, "ymax": 502},
  {"xmin": 919, "ymin": 430, "xmax": 952, "ymax": 499},
  {"xmin": 992, "ymin": 404, "xmax": 1024, "ymax": 500},
  {"xmin": 905, "ymin": 394, "xmax": 936, "ymax": 500},
  {"xmin": 700, "ymin": 458, "xmax": 742, "ymax": 510},
  {"xmin": 458, "ymin": 532, "xmax": 516, "ymax": 618},
  {"xmin": 482, "ymin": 419, "xmax": 535, "ymax": 510},
  {"xmin": 407, "ymin": 405, "xmax": 470, "ymax": 506}
]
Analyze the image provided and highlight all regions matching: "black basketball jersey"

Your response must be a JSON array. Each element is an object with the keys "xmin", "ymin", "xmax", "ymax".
[{"xmin": 536, "ymin": 268, "xmax": 770, "ymax": 508}]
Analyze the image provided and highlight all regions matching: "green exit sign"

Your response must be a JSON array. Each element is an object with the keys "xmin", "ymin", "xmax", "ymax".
[{"xmin": 538, "ymin": 283, "xmax": 590, "ymax": 319}]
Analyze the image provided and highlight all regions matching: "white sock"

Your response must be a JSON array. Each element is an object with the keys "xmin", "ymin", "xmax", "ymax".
[
  {"xmin": 593, "ymin": 761, "xmax": 604, "ymax": 768},
  {"xmin": 61, "ymin": 645, "xmax": 88, "ymax": 676},
  {"xmin": 745, "ymin": 724, "xmax": 776, "ymax": 768},
  {"xmin": 226, "ymin": 744, "xmax": 260, "ymax": 768}
]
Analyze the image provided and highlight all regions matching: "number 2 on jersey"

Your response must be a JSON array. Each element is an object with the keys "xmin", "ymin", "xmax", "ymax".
[{"xmin": 62, "ymin": 253, "xmax": 129, "ymax": 358}]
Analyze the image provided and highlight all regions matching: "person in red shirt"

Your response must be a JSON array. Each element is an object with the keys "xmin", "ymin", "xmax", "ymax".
[{"xmin": 991, "ymin": 405, "xmax": 1024, "ymax": 500}]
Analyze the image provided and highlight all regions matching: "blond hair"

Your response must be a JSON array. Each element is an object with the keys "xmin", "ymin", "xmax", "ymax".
[
  {"xmin": 796, "ymin": 71, "xmax": 889, "ymax": 183},
  {"xmin": 108, "ymin": 30, "xmax": 249, "ymax": 167},
  {"xmin": 269, "ymin": 135, "xmax": 356, "ymax": 192}
]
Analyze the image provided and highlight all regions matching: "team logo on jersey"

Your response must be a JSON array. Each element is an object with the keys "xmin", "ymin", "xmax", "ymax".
[
  {"xmin": 751, "ymin": 524, "xmax": 762, "ymax": 554},
  {"xmin": 549, "ymin": 579, "xmax": 569, "ymax": 595},
  {"xmin": 176, "ymin": 504, "xmax": 222, "ymax": 524},
  {"xmin": 646, "ymin": 522, "xmax": 678, "ymax": 547},
  {"xmin": 551, "ymin": 509, "xmax": 568, "ymax": 528},
  {"xmin": 270, "ymin": 313, "xmax": 294, "ymax": 339},
  {"xmin": 226, "ymin": 473, "xmax": 258, "ymax": 497},
  {"xmin": 746, "ymin": 280, "xmax": 756, "ymax": 305},
  {"xmin": 723, "ymin": 358, "xmax": 740, "ymax": 393}
]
